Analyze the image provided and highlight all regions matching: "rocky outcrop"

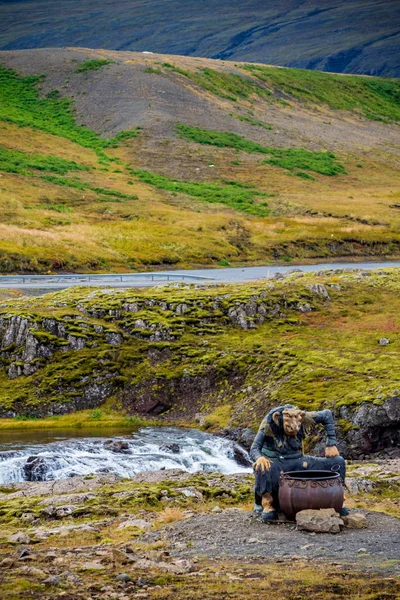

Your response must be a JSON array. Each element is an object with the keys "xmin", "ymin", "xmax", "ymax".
[{"xmin": 340, "ymin": 397, "xmax": 400, "ymax": 458}]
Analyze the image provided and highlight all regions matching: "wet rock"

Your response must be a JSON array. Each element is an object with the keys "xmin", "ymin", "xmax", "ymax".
[
  {"xmin": 343, "ymin": 513, "xmax": 368, "ymax": 529},
  {"xmin": 232, "ymin": 444, "xmax": 252, "ymax": 467},
  {"xmin": 104, "ymin": 440, "xmax": 131, "ymax": 454},
  {"xmin": 296, "ymin": 509, "xmax": 343, "ymax": 533},
  {"xmin": 23, "ymin": 456, "xmax": 49, "ymax": 482},
  {"xmin": 8, "ymin": 532, "xmax": 30, "ymax": 544},
  {"xmin": 160, "ymin": 442, "xmax": 181, "ymax": 454}
]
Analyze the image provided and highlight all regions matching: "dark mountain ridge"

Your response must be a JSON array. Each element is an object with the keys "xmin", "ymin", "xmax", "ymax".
[{"xmin": 0, "ymin": 0, "xmax": 399, "ymax": 76}]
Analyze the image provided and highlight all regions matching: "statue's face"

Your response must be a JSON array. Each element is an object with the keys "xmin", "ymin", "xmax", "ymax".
[{"xmin": 281, "ymin": 408, "xmax": 306, "ymax": 436}]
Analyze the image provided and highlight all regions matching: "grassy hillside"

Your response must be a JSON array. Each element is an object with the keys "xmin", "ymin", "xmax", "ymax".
[
  {"xmin": 0, "ymin": 269, "xmax": 399, "ymax": 441},
  {"xmin": 0, "ymin": 48, "xmax": 399, "ymax": 273},
  {"xmin": 1, "ymin": 0, "xmax": 399, "ymax": 77}
]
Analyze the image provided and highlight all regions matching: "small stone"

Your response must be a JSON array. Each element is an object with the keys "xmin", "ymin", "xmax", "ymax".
[
  {"xmin": 8, "ymin": 533, "xmax": 30, "ymax": 544},
  {"xmin": 117, "ymin": 518, "xmax": 152, "ymax": 530},
  {"xmin": 0, "ymin": 558, "xmax": 14, "ymax": 568},
  {"xmin": 379, "ymin": 337, "xmax": 390, "ymax": 345},
  {"xmin": 247, "ymin": 538, "xmax": 258, "ymax": 544},
  {"xmin": 43, "ymin": 575, "xmax": 61, "ymax": 585},
  {"xmin": 79, "ymin": 561, "xmax": 105, "ymax": 571},
  {"xmin": 343, "ymin": 513, "xmax": 368, "ymax": 529},
  {"xmin": 116, "ymin": 573, "xmax": 132, "ymax": 582},
  {"xmin": 212, "ymin": 506, "xmax": 222, "ymax": 513},
  {"xmin": 18, "ymin": 566, "xmax": 47, "ymax": 579},
  {"xmin": 357, "ymin": 548, "xmax": 368, "ymax": 553}
]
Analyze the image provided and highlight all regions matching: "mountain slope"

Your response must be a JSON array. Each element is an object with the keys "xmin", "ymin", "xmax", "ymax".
[
  {"xmin": 0, "ymin": 0, "xmax": 399, "ymax": 76},
  {"xmin": 0, "ymin": 48, "xmax": 399, "ymax": 273}
]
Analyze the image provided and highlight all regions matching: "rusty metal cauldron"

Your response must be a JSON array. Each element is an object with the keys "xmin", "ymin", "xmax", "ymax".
[{"xmin": 278, "ymin": 470, "xmax": 344, "ymax": 521}]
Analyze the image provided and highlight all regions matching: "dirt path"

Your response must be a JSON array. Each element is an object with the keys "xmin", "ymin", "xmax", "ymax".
[{"xmin": 160, "ymin": 508, "xmax": 400, "ymax": 574}]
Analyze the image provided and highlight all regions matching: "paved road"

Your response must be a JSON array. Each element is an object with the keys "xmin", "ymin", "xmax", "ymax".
[{"xmin": 0, "ymin": 260, "xmax": 399, "ymax": 290}]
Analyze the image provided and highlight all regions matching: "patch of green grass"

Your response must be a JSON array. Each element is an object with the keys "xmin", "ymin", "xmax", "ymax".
[
  {"xmin": 35, "ymin": 204, "xmax": 74, "ymax": 213},
  {"xmin": 0, "ymin": 65, "xmax": 139, "ymax": 154},
  {"xmin": 131, "ymin": 169, "xmax": 269, "ymax": 216},
  {"xmin": 231, "ymin": 113, "xmax": 273, "ymax": 130},
  {"xmin": 75, "ymin": 59, "xmax": 114, "ymax": 73},
  {"xmin": 242, "ymin": 64, "xmax": 400, "ymax": 122},
  {"xmin": 163, "ymin": 63, "xmax": 269, "ymax": 102},
  {"xmin": 0, "ymin": 145, "xmax": 89, "ymax": 176},
  {"xmin": 176, "ymin": 124, "xmax": 345, "ymax": 175},
  {"xmin": 40, "ymin": 174, "xmax": 138, "ymax": 200},
  {"xmin": 144, "ymin": 67, "xmax": 162, "ymax": 75}
]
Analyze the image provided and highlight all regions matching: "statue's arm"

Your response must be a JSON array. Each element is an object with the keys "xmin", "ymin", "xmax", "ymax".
[
  {"xmin": 249, "ymin": 430, "xmax": 265, "ymax": 462},
  {"xmin": 308, "ymin": 409, "xmax": 339, "ymax": 456}
]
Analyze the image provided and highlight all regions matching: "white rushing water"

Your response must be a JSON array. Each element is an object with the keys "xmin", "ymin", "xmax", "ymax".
[{"xmin": 0, "ymin": 427, "xmax": 251, "ymax": 484}]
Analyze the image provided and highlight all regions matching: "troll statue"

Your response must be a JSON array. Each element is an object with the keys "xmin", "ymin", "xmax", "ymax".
[{"xmin": 250, "ymin": 404, "xmax": 348, "ymax": 522}]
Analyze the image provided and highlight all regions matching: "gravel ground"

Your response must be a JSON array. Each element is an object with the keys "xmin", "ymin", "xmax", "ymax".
[{"xmin": 161, "ymin": 508, "xmax": 400, "ymax": 574}]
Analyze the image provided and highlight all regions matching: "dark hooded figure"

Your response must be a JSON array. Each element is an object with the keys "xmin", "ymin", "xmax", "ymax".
[{"xmin": 250, "ymin": 404, "xmax": 348, "ymax": 522}]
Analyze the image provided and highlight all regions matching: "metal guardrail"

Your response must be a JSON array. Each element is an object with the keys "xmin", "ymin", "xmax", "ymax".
[{"xmin": 0, "ymin": 273, "xmax": 214, "ymax": 289}]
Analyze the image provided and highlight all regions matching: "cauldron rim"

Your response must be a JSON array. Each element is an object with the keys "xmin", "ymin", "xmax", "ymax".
[{"xmin": 281, "ymin": 470, "xmax": 341, "ymax": 481}]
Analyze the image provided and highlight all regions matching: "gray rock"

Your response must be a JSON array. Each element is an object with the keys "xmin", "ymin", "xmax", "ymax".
[
  {"xmin": 343, "ymin": 513, "xmax": 368, "ymax": 529},
  {"xmin": 379, "ymin": 337, "xmax": 390, "ymax": 345},
  {"xmin": 115, "ymin": 573, "xmax": 132, "ymax": 582},
  {"xmin": 8, "ymin": 532, "xmax": 30, "ymax": 544},
  {"xmin": 309, "ymin": 284, "xmax": 331, "ymax": 301},
  {"xmin": 296, "ymin": 509, "xmax": 343, "ymax": 533},
  {"xmin": 117, "ymin": 518, "xmax": 152, "ymax": 530}
]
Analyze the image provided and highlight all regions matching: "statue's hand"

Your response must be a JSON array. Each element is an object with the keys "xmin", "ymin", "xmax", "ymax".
[
  {"xmin": 254, "ymin": 456, "xmax": 271, "ymax": 472},
  {"xmin": 325, "ymin": 445, "xmax": 339, "ymax": 458}
]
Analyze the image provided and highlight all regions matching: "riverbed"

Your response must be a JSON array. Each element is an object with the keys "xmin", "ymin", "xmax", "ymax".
[{"xmin": 0, "ymin": 427, "xmax": 251, "ymax": 484}]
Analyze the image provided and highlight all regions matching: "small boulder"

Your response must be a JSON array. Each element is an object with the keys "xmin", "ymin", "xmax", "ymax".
[
  {"xmin": 8, "ymin": 532, "xmax": 30, "ymax": 544},
  {"xmin": 343, "ymin": 513, "xmax": 368, "ymax": 529},
  {"xmin": 117, "ymin": 518, "xmax": 152, "ymax": 530},
  {"xmin": 115, "ymin": 573, "xmax": 132, "ymax": 582},
  {"xmin": 296, "ymin": 508, "xmax": 343, "ymax": 533},
  {"xmin": 379, "ymin": 338, "xmax": 390, "ymax": 346},
  {"xmin": 104, "ymin": 440, "xmax": 131, "ymax": 454},
  {"xmin": 23, "ymin": 456, "xmax": 48, "ymax": 481}
]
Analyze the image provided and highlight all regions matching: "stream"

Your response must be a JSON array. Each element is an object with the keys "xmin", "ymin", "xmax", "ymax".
[{"xmin": 0, "ymin": 427, "xmax": 251, "ymax": 485}]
